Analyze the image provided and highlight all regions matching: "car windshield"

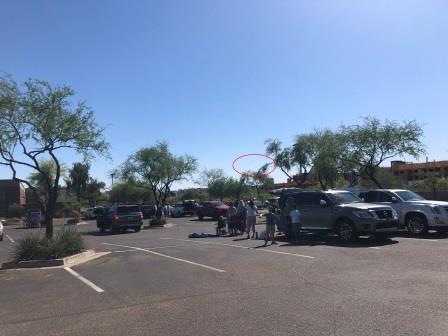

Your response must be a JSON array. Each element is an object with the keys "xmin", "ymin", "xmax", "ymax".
[
  {"xmin": 328, "ymin": 192, "xmax": 363, "ymax": 204},
  {"xmin": 117, "ymin": 206, "xmax": 140, "ymax": 214},
  {"xmin": 395, "ymin": 191, "xmax": 426, "ymax": 201}
]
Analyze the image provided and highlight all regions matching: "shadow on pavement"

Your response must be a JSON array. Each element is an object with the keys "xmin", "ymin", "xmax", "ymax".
[
  {"xmin": 391, "ymin": 230, "xmax": 448, "ymax": 240},
  {"xmin": 272, "ymin": 233, "xmax": 399, "ymax": 248}
]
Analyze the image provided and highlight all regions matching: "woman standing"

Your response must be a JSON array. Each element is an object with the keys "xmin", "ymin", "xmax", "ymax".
[{"xmin": 246, "ymin": 200, "xmax": 258, "ymax": 239}]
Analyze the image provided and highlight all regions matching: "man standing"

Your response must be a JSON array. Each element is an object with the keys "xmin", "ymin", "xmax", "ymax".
[{"xmin": 289, "ymin": 204, "xmax": 301, "ymax": 242}]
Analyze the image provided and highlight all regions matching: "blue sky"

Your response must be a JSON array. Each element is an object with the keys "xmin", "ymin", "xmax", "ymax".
[{"xmin": 1, "ymin": 0, "xmax": 448, "ymax": 189}]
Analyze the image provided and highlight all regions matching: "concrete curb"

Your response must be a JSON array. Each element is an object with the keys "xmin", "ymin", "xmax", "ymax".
[{"xmin": 1, "ymin": 250, "xmax": 110, "ymax": 270}]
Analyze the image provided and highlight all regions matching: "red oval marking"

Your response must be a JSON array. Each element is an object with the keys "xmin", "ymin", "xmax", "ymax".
[{"xmin": 232, "ymin": 153, "xmax": 277, "ymax": 178}]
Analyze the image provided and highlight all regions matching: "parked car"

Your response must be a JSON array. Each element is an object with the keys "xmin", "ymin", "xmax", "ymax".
[
  {"xmin": 25, "ymin": 211, "xmax": 44, "ymax": 228},
  {"xmin": 358, "ymin": 189, "xmax": 448, "ymax": 235},
  {"xmin": 140, "ymin": 204, "xmax": 157, "ymax": 219},
  {"xmin": 195, "ymin": 201, "xmax": 229, "ymax": 220},
  {"xmin": 183, "ymin": 200, "xmax": 197, "ymax": 216},
  {"xmin": 96, "ymin": 205, "xmax": 143, "ymax": 233},
  {"xmin": 0, "ymin": 220, "xmax": 4, "ymax": 241},
  {"xmin": 170, "ymin": 203, "xmax": 185, "ymax": 217},
  {"xmin": 277, "ymin": 190, "xmax": 399, "ymax": 241},
  {"xmin": 82, "ymin": 207, "xmax": 104, "ymax": 220}
]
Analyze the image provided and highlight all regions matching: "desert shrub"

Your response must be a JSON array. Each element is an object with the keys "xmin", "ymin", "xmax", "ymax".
[{"xmin": 14, "ymin": 226, "xmax": 85, "ymax": 261}]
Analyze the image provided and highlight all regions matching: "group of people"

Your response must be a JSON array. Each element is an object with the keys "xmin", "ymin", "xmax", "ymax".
[{"xmin": 222, "ymin": 200, "xmax": 302, "ymax": 246}]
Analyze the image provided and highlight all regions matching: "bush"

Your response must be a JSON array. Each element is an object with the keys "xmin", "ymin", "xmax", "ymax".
[
  {"xmin": 7, "ymin": 203, "xmax": 27, "ymax": 218},
  {"xmin": 14, "ymin": 226, "xmax": 85, "ymax": 261},
  {"xmin": 150, "ymin": 217, "xmax": 167, "ymax": 226}
]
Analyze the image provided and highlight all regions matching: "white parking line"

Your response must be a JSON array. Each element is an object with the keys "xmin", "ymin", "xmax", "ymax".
[
  {"xmin": 161, "ymin": 238, "xmax": 315, "ymax": 259},
  {"xmin": 258, "ymin": 249, "xmax": 315, "ymax": 259},
  {"xmin": 6, "ymin": 235, "xmax": 15, "ymax": 243},
  {"xmin": 368, "ymin": 247, "xmax": 381, "ymax": 250},
  {"xmin": 64, "ymin": 267, "xmax": 104, "ymax": 293},
  {"xmin": 102, "ymin": 243, "xmax": 226, "ymax": 273}
]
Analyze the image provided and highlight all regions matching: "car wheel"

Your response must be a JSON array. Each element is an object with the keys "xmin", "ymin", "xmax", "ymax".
[
  {"xmin": 198, "ymin": 214, "xmax": 203, "ymax": 220},
  {"xmin": 337, "ymin": 220, "xmax": 358, "ymax": 242},
  {"xmin": 406, "ymin": 214, "xmax": 428, "ymax": 235},
  {"xmin": 99, "ymin": 227, "xmax": 106, "ymax": 234},
  {"xmin": 134, "ymin": 226, "xmax": 141, "ymax": 232},
  {"xmin": 0, "ymin": 234, "xmax": 3, "ymax": 241}
]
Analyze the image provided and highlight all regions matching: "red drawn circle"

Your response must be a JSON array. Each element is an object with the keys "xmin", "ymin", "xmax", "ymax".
[{"xmin": 232, "ymin": 153, "xmax": 277, "ymax": 178}]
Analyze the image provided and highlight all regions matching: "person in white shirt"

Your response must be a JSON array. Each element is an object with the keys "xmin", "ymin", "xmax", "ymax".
[
  {"xmin": 246, "ymin": 200, "xmax": 258, "ymax": 239},
  {"xmin": 289, "ymin": 205, "xmax": 301, "ymax": 242}
]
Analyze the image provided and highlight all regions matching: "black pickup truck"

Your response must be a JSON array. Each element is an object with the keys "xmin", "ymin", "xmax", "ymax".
[{"xmin": 96, "ymin": 205, "xmax": 143, "ymax": 233}]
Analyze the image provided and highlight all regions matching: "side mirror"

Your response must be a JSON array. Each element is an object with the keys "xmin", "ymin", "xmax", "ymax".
[
  {"xmin": 320, "ymin": 200, "xmax": 327, "ymax": 207},
  {"xmin": 391, "ymin": 197, "xmax": 399, "ymax": 203}
]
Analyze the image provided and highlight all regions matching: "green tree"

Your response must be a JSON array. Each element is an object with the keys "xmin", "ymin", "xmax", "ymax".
[
  {"xmin": 121, "ymin": 142, "xmax": 198, "ymax": 218},
  {"xmin": 339, "ymin": 117, "xmax": 425, "ymax": 188},
  {"xmin": 108, "ymin": 178, "xmax": 154, "ymax": 204},
  {"xmin": 265, "ymin": 138, "xmax": 313, "ymax": 187},
  {"xmin": 85, "ymin": 178, "xmax": 106, "ymax": 206},
  {"xmin": 179, "ymin": 189, "xmax": 207, "ymax": 202},
  {"xmin": 0, "ymin": 75, "xmax": 109, "ymax": 239},
  {"xmin": 66, "ymin": 162, "xmax": 90, "ymax": 200},
  {"xmin": 28, "ymin": 160, "xmax": 67, "ymax": 204}
]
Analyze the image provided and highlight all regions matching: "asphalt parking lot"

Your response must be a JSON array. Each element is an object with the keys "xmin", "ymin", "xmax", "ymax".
[{"xmin": 2, "ymin": 217, "xmax": 448, "ymax": 336}]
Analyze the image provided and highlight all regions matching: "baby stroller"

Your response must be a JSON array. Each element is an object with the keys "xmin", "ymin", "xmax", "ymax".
[
  {"xmin": 228, "ymin": 214, "xmax": 246, "ymax": 236},
  {"xmin": 216, "ymin": 216, "xmax": 227, "ymax": 236}
]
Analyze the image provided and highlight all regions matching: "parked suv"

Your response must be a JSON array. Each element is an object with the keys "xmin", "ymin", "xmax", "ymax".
[
  {"xmin": 278, "ymin": 190, "xmax": 399, "ymax": 241},
  {"xmin": 358, "ymin": 189, "xmax": 448, "ymax": 235},
  {"xmin": 195, "ymin": 201, "xmax": 229, "ymax": 220},
  {"xmin": 96, "ymin": 205, "xmax": 143, "ymax": 233}
]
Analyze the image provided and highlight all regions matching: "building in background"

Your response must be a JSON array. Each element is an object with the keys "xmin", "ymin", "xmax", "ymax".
[
  {"xmin": 0, "ymin": 179, "xmax": 26, "ymax": 216},
  {"xmin": 391, "ymin": 160, "xmax": 448, "ymax": 184}
]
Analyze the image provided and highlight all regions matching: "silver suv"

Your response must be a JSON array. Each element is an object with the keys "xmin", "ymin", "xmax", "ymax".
[
  {"xmin": 278, "ymin": 190, "xmax": 399, "ymax": 241},
  {"xmin": 359, "ymin": 189, "xmax": 448, "ymax": 235}
]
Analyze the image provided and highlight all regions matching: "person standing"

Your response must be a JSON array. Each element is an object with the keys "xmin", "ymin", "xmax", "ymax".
[
  {"xmin": 289, "ymin": 204, "xmax": 302, "ymax": 242},
  {"xmin": 246, "ymin": 200, "xmax": 258, "ymax": 239},
  {"xmin": 227, "ymin": 202, "xmax": 237, "ymax": 235},
  {"xmin": 264, "ymin": 206, "xmax": 278, "ymax": 245}
]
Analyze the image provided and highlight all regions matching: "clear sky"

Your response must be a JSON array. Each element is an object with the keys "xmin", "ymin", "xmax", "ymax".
[{"xmin": 1, "ymin": 0, "xmax": 448, "ymax": 189}]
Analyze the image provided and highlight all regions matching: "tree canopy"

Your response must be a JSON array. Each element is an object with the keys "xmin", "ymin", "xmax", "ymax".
[
  {"xmin": 0, "ymin": 75, "xmax": 109, "ymax": 238},
  {"xmin": 121, "ymin": 142, "xmax": 198, "ymax": 216}
]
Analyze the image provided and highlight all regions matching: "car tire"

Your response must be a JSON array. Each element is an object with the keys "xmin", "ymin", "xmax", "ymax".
[
  {"xmin": 134, "ymin": 226, "xmax": 141, "ymax": 232},
  {"xmin": 337, "ymin": 219, "xmax": 358, "ymax": 242},
  {"xmin": 99, "ymin": 227, "xmax": 106, "ymax": 234},
  {"xmin": 0, "ymin": 234, "xmax": 3, "ymax": 241},
  {"xmin": 406, "ymin": 214, "xmax": 428, "ymax": 235},
  {"xmin": 198, "ymin": 214, "xmax": 204, "ymax": 221}
]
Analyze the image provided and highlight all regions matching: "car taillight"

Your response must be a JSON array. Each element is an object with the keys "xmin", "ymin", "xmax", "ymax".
[{"xmin": 113, "ymin": 215, "xmax": 120, "ymax": 221}]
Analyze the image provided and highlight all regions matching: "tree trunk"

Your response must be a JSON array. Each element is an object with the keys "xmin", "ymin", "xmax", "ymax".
[
  {"xmin": 369, "ymin": 173, "xmax": 383, "ymax": 188},
  {"xmin": 45, "ymin": 211, "xmax": 54, "ymax": 239}
]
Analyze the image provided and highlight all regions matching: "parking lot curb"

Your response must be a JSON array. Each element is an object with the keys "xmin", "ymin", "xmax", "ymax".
[{"xmin": 1, "ymin": 250, "xmax": 110, "ymax": 270}]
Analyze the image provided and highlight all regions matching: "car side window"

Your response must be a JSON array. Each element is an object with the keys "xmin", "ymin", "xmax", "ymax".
[
  {"xmin": 363, "ymin": 191, "xmax": 377, "ymax": 202},
  {"xmin": 301, "ymin": 193, "xmax": 320, "ymax": 206},
  {"xmin": 377, "ymin": 191, "xmax": 393, "ymax": 203}
]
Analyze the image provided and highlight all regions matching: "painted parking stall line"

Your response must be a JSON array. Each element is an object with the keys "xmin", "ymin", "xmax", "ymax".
[
  {"xmin": 102, "ymin": 243, "xmax": 226, "ymax": 273},
  {"xmin": 6, "ymin": 235, "xmax": 15, "ymax": 243},
  {"xmin": 64, "ymin": 267, "xmax": 104, "ymax": 293},
  {"xmin": 161, "ymin": 238, "xmax": 315, "ymax": 259}
]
